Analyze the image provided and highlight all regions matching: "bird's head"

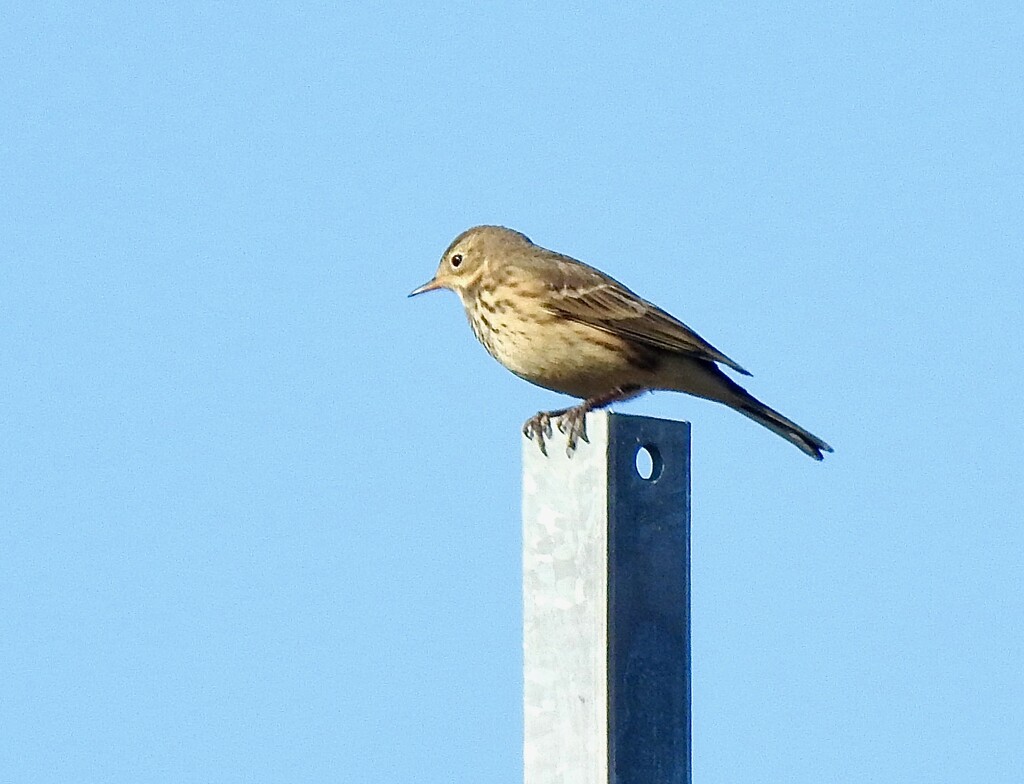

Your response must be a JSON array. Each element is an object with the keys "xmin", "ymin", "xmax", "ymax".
[{"xmin": 409, "ymin": 225, "xmax": 532, "ymax": 302}]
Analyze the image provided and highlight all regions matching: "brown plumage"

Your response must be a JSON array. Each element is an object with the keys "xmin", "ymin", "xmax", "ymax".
[{"xmin": 410, "ymin": 225, "xmax": 832, "ymax": 460}]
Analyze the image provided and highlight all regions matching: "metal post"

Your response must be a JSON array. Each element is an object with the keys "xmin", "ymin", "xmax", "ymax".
[{"xmin": 523, "ymin": 412, "xmax": 691, "ymax": 784}]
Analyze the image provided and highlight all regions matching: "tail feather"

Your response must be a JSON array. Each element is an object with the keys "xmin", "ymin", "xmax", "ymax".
[
  {"xmin": 661, "ymin": 356, "xmax": 832, "ymax": 459},
  {"xmin": 735, "ymin": 395, "xmax": 833, "ymax": 461}
]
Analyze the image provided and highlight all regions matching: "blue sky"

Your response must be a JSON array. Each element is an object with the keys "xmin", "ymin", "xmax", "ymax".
[{"xmin": 2, "ymin": 3, "xmax": 1022, "ymax": 782}]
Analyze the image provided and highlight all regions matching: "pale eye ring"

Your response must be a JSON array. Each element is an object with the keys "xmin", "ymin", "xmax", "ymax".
[{"xmin": 451, "ymin": 254, "xmax": 463, "ymax": 268}]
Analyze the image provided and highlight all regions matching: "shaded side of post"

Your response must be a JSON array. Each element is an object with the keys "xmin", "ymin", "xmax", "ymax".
[
  {"xmin": 607, "ymin": 415, "xmax": 691, "ymax": 784},
  {"xmin": 523, "ymin": 411, "xmax": 691, "ymax": 784}
]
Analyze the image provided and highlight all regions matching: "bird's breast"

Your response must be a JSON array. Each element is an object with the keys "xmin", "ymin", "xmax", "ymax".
[{"xmin": 464, "ymin": 289, "xmax": 660, "ymax": 398}]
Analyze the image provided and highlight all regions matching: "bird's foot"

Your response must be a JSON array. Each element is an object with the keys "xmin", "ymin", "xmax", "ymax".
[
  {"xmin": 522, "ymin": 410, "xmax": 558, "ymax": 457},
  {"xmin": 556, "ymin": 405, "xmax": 590, "ymax": 457},
  {"xmin": 524, "ymin": 388, "xmax": 643, "ymax": 458}
]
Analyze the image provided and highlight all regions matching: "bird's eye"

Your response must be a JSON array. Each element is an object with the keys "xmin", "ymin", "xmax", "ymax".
[{"xmin": 451, "ymin": 254, "xmax": 463, "ymax": 268}]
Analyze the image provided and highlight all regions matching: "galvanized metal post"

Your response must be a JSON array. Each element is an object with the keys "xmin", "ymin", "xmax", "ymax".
[{"xmin": 523, "ymin": 412, "xmax": 691, "ymax": 784}]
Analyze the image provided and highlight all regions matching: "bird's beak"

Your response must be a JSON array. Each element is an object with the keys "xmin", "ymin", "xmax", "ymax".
[{"xmin": 408, "ymin": 277, "xmax": 445, "ymax": 297}]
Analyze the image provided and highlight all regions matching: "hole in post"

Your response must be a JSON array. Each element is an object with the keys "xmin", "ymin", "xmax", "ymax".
[{"xmin": 634, "ymin": 444, "xmax": 663, "ymax": 481}]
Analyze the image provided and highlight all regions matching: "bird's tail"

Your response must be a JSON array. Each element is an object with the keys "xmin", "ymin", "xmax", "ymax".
[
  {"xmin": 661, "ymin": 356, "xmax": 832, "ymax": 460},
  {"xmin": 733, "ymin": 392, "xmax": 833, "ymax": 460}
]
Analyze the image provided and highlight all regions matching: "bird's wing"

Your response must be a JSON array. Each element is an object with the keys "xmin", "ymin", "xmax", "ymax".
[{"xmin": 542, "ymin": 257, "xmax": 752, "ymax": 376}]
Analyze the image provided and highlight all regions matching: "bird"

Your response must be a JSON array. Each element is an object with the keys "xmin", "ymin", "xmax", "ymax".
[{"xmin": 409, "ymin": 225, "xmax": 832, "ymax": 460}]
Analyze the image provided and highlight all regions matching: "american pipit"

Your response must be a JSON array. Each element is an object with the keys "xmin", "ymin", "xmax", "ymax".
[{"xmin": 410, "ymin": 225, "xmax": 832, "ymax": 460}]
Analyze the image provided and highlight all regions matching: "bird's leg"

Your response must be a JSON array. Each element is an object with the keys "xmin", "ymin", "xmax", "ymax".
[
  {"xmin": 554, "ymin": 386, "xmax": 645, "ymax": 456},
  {"xmin": 523, "ymin": 386, "xmax": 647, "ymax": 458}
]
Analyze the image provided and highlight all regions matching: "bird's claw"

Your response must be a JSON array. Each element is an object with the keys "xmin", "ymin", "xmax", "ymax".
[
  {"xmin": 522, "ymin": 412, "xmax": 554, "ymax": 456},
  {"xmin": 557, "ymin": 406, "xmax": 589, "ymax": 457},
  {"xmin": 524, "ymin": 406, "xmax": 590, "ymax": 458}
]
